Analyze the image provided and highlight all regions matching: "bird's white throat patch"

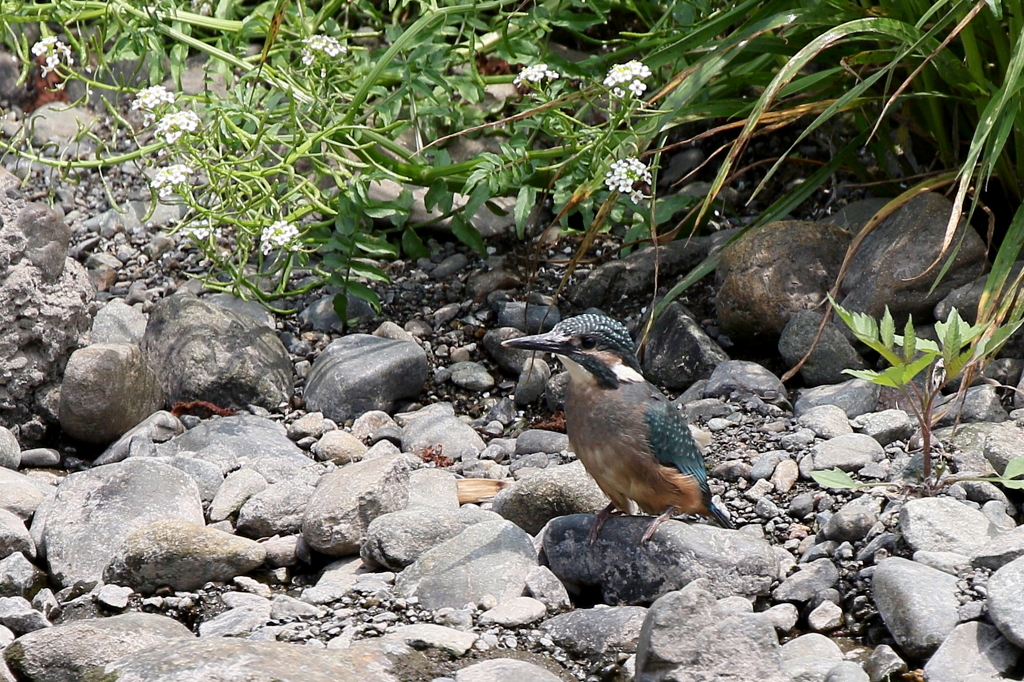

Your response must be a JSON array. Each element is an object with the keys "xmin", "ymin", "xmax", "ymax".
[{"xmin": 557, "ymin": 354, "xmax": 644, "ymax": 385}]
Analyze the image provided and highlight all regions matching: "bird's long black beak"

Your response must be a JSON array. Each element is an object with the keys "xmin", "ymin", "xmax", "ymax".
[{"xmin": 501, "ymin": 331, "xmax": 571, "ymax": 355}]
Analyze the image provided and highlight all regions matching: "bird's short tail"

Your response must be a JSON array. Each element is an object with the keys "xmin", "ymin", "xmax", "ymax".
[{"xmin": 708, "ymin": 500, "xmax": 734, "ymax": 529}]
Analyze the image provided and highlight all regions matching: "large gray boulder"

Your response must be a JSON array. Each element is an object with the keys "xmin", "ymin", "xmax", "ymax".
[
  {"xmin": 873, "ymin": 557, "xmax": 959, "ymax": 658},
  {"xmin": 491, "ymin": 461, "xmax": 609, "ymax": 535},
  {"xmin": 35, "ymin": 459, "xmax": 204, "ymax": 587},
  {"xmin": 58, "ymin": 343, "xmax": 164, "ymax": 444},
  {"xmin": 0, "ymin": 168, "xmax": 93, "ymax": 431},
  {"xmin": 360, "ymin": 507, "xmax": 501, "ymax": 571},
  {"xmin": 304, "ymin": 335, "xmax": 427, "ymax": 423},
  {"xmin": 543, "ymin": 515, "xmax": 778, "ymax": 604},
  {"xmin": 141, "ymin": 293, "xmax": 292, "ymax": 410}
]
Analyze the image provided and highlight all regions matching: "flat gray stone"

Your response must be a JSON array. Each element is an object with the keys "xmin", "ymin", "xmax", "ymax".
[
  {"xmin": 794, "ymin": 380, "xmax": 880, "ymax": 419},
  {"xmin": 899, "ymin": 496, "xmax": 999, "ymax": 555},
  {"xmin": 853, "ymin": 409, "xmax": 915, "ymax": 446},
  {"xmin": 478, "ymin": 597, "xmax": 548, "ymax": 627},
  {"xmin": 873, "ymin": 557, "xmax": 959, "ymax": 658},
  {"xmin": 237, "ymin": 480, "xmax": 316, "ymax": 539},
  {"xmin": 0, "ymin": 553, "xmax": 45, "ymax": 600},
  {"xmin": 544, "ymin": 515, "xmax": 778, "ymax": 604},
  {"xmin": 401, "ymin": 412, "xmax": 485, "ymax": 462},
  {"xmin": 90, "ymin": 298, "xmax": 148, "ymax": 345},
  {"xmin": 797, "ymin": 405, "xmax": 853, "ymax": 439},
  {"xmin": 704, "ymin": 360, "xmax": 786, "ymax": 403},
  {"xmin": 38, "ymin": 459, "xmax": 203, "ymax": 587},
  {"xmin": 0, "ymin": 509, "xmax": 33, "ymax": 561},
  {"xmin": 304, "ymin": 335, "xmax": 427, "ymax": 423},
  {"xmin": 811, "ymin": 434, "xmax": 884, "ymax": 472},
  {"xmin": 0, "ymin": 429, "xmax": 18, "ymax": 471},
  {"xmin": 103, "ymin": 519, "xmax": 265, "ymax": 593},
  {"xmin": 94, "ymin": 411, "xmax": 185, "ymax": 466},
  {"xmin": 0, "ymin": 470, "xmax": 48, "ymax": 522},
  {"xmin": 394, "ymin": 519, "xmax": 537, "ymax": 610},
  {"xmin": 156, "ymin": 413, "xmax": 309, "ymax": 470},
  {"xmin": 972, "ymin": 524, "xmax": 1024, "ymax": 570},
  {"xmin": 0, "ymin": 596, "xmax": 49, "ymax": 634},
  {"xmin": 388, "ymin": 623, "xmax": 477, "ymax": 657},
  {"xmin": 987, "ymin": 555, "xmax": 1024, "ymax": 649},
  {"xmin": 407, "ymin": 469, "xmax": 459, "ymax": 510},
  {"xmin": 772, "ymin": 558, "xmax": 839, "ymax": 604},
  {"xmin": 541, "ymin": 606, "xmax": 647, "ymax": 658}
]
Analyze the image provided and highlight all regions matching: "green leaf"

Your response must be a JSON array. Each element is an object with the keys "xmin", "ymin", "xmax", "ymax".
[
  {"xmin": 902, "ymin": 316, "xmax": 917, "ymax": 363},
  {"xmin": 514, "ymin": 185, "xmax": 537, "ymax": 236},
  {"xmin": 880, "ymin": 307, "xmax": 895, "ymax": 351},
  {"xmin": 810, "ymin": 468, "xmax": 862, "ymax": 489},
  {"xmin": 402, "ymin": 228, "xmax": 429, "ymax": 260},
  {"xmin": 1002, "ymin": 456, "xmax": 1024, "ymax": 481},
  {"xmin": 450, "ymin": 215, "xmax": 486, "ymax": 255}
]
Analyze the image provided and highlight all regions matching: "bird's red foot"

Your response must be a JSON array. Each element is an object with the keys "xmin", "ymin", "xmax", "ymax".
[
  {"xmin": 589, "ymin": 503, "xmax": 623, "ymax": 544},
  {"xmin": 640, "ymin": 506, "xmax": 678, "ymax": 544}
]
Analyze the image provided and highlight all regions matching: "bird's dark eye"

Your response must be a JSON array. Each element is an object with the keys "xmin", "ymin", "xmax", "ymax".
[{"xmin": 580, "ymin": 335, "xmax": 599, "ymax": 350}]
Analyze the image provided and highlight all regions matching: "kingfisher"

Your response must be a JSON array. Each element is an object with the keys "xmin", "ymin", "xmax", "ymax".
[{"xmin": 503, "ymin": 311, "xmax": 733, "ymax": 543}]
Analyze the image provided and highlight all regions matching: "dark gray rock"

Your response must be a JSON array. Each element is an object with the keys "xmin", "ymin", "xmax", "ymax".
[
  {"xmin": 360, "ymin": 507, "xmax": 500, "ymax": 571},
  {"xmin": 779, "ymin": 310, "xmax": 867, "ymax": 386},
  {"xmin": 936, "ymin": 384, "xmax": 1009, "ymax": 425},
  {"xmin": 543, "ymin": 515, "xmax": 778, "ymax": 604},
  {"xmin": 641, "ymin": 303, "xmax": 728, "ymax": 390},
  {"xmin": 141, "ymin": 293, "xmax": 292, "ymax": 410},
  {"xmin": 822, "ymin": 503, "xmax": 877, "ymax": 543},
  {"xmin": 394, "ymin": 519, "xmax": 537, "ymax": 610},
  {"xmin": 449, "ymin": 362, "xmax": 495, "ymax": 392},
  {"xmin": 304, "ymin": 335, "xmax": 427, "ymax": 423},
  {"xmin": 515, "ymin": 429, "xmax": 570, "ymax": 455},
  {"xmin": 37, "ymin": 459, "xmax": 203, "ymax": 587},
  {"xmin": 863, "ymin": 644, "xmax": 907, "ymax": 682},
  {"xmin": 541, "ymin": 606, "xmax": 647, "ymax": 658},
  {"xmin": 492, "ymin": 461, "xmax": 609, "ymax": 536},
  {"xmin": 103, "ymin": 519, "xmax": 265, "ymax": 593},
  {"xmin": 573, "ymin": 238, "xmax": 710, "ymax": 309},
  {"xmin": 99, "ymin": 637, "xmax": 426, "ymax": 682},
  {"xmin": 2, "ymin": 611, "xmax": 192, "ymax": 682},
  {"xmin": 772, "ymin": 558, "xmax": 838, "ymax": 603},
  {"xmin": 715, "ymin": 220, "xmax": 850, "ymax": 341},
  {"xmin": 704, "ymin": 360, "xmax": 786, "ymax": 404},
  {"xmin": 635, "ymin": 580, "xmax": 787, "ymax": 682},
  {"xmin": 302, "ymin": 454, "xmax": 412, "ymax": 556},
  {"xmin": 455, "ymin": 658, "xmax": 562, "ymax": 682},
  {"xmin": 58, "ymin": 343, "xmax": 164, "ymax": 444},
  {"xmin": 839, "ymin": 192, "xmax": 987, "ymax": 321},
  {"xmin": 18, "ymin": 448, "xmax": 59, "ymax": 468},
  {"xmin": 514, "ymin": 357, "xmax": 550, "ymax": 405},
  {"xmin": 922, "ymin": 621, "xmax": 1019, "ymax": 682},
  {"xmin": 899, "ymin": 497, "xmax": 998, "ymax": 555},
  {"xmin": 987, "ymin": 555, "xmax": 1024, "ymax": 649},
  {"xmin": 0, "ymin": 168, "xmax": 93, "ymax": 432},
  {"xmin": 794, "ymin": 379, "xmax": 880, "ymax": 419},
  {"xmin": 873, "ymin": 557, "xmax": 959, "ymax": 658},
  {"xmin": 481, "ymin": 327, "xmax": 533, "ymax": 375}
]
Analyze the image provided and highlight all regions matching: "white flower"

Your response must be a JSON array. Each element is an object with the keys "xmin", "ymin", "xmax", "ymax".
[
  {"xmin": 603, "ymin": 60, "xmax": 652, "ymax": 98},
  {"xmin": 301, "ymin": 35, "xmax": 346, "ymax": 66},
  {"xmin": 514, "ymin": 63, "xmax": 560, "ymax": 88},
  {"xmin": 605, "ymin": 158, "xmax": 652, "ymax": 203},
  {"xmin": 261, "ymin": 220, "xmax": 299, "ymax": 254},
  {"xmin": 182, "ymin": 219, "xmax": 214, "ymax": 241},
  {"xmin": 150, "ymin": 164, "xmax": 194, "ymax": 199},
  {"xmin": 31, "ymin": 36, "xmax": 73, "ymax": 78},
  {"xmin": 132, "ymin": 85, "xmax": 176, "ymax": 125},
  {"xmin": 155, "ymin": 110, "xmax": 201, "ymax": 144}
]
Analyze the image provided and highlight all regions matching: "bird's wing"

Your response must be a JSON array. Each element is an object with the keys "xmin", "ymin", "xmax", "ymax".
[{"xmin": 642, "ymin": 390, "xmax": 709, "ymax": 490}]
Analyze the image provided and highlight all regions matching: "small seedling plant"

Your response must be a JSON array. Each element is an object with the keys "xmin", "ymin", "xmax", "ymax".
[{"xmin": 812, "ymin": 297, "xmax": 1024, "ymax": 494}]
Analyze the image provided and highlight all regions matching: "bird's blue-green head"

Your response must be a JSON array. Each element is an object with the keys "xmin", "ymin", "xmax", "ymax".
[{"xmin": 502, "ymin": 311, "xmax": 643, "ymax": 389}]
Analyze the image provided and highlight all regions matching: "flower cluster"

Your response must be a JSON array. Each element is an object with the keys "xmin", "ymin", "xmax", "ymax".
[
  {"xmin": 605, "ymin": 157, "xmax": 652, "ymax": 204},
  {"xmin": 132, "ymin": 86, "xmax": 176, "ymax": 125},
  {"xmin": 514, "ymin": 63, "xmax": 560, "ymax": 88},
  {"xmin": 261, "ymin": 220, "xmax": 299, "ymax": 254},
  {"xmin": 603, "ymin": 60, "xmax": 652, "ymax": 98},
  {"xmin": 301, "ymin": 35, "xmax": 347, "ymax": 67},
  {"xmin": 150, "ymin": 164, "xmax": 194, "ymax": 199},
  {"xmin": 181, "ymin": 219, "xmax": 214, "ymax": 241},
  {"xmin": 155, "ymin": 110, "xmax": 201, "ymax": 144},
  {"xmin": 31, "ymin": 36, "xmax": 73, "ymax": 78}
]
